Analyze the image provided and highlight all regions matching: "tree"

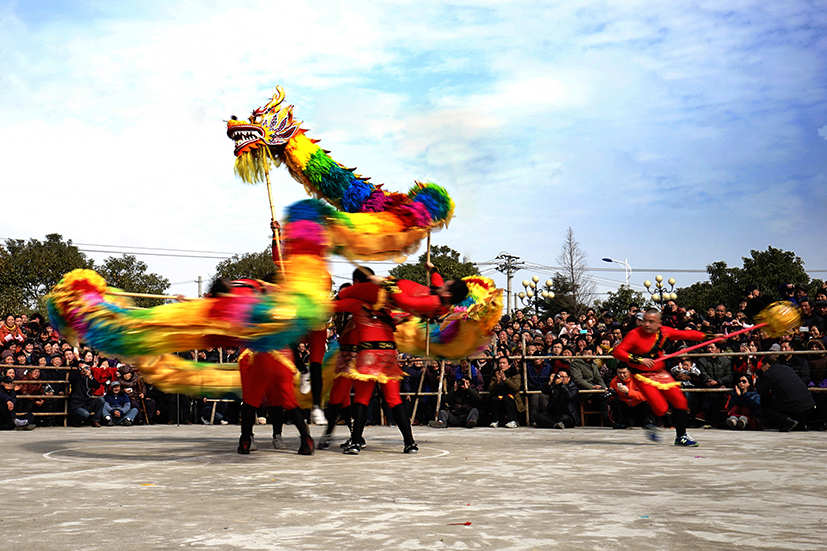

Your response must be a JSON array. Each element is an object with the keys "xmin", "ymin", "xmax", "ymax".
[
  {"xmin": 211, "ymin": 249, "xmax": 277, "ymax": 289},
  {"xmin": 677, "ymin": 246, "xmax": 823, "ymax": 311},
  {"xmin": 593, "ymin": 285, "xmax": 650, "ymax": 319},
  {"xmin": 0, "ymin": 234, "xmax": 93, "ymax": 314},
  {"xmin": 388, "ymin": 245, "xmax": 479, "ymax": 285},
  {"xmin": 98, "ymin": 255, "xmax": 171, "ymax": 308},
  {"xmin": 555, "ymin": 228, "xmax": 595, "ymax": 317}
]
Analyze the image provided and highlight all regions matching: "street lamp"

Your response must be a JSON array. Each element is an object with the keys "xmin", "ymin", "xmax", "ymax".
[
  {"xmin": 602, "ymin": 257, "xmax": 631, "ymax": 286},
  {"xmin": 643, "ymin": 275, "xmax": 677, "ymax": 307},
  {"xmin": 517, "ymin": 275, "xmax": 555, "ymax": 315}
]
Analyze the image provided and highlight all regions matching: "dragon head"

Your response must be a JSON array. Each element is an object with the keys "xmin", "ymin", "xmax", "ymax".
[{"xmin": 227, "ymin": 86, "xmax": 302, "ymax": 157}]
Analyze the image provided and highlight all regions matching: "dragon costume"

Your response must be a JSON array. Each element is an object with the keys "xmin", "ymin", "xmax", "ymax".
[{"xmin": 47, "ymin": 87, "xmax": 502, "ymax": 398}]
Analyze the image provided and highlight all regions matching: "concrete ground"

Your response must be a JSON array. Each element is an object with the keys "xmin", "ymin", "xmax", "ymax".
[{"xmin": 2, "ymin": 423, "xmax": 825, "ymax": 551}]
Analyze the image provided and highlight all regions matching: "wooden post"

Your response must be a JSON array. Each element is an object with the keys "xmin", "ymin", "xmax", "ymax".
[
  {"xmin": 433, "ymin": 360, "xmax": 446, "ymax": 422},
  {"xmin": 410, "ymin": 363, "xmax": 426, "ymax": 424},
  {"xmin": 521, "ymin": 333, "xmax": 530, "ymax": 426}
]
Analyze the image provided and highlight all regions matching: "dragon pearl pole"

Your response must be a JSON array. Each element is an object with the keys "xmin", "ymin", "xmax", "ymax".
[{"xmin": 263, "ymin": 163, "xmax": 286, "ymax": 276}]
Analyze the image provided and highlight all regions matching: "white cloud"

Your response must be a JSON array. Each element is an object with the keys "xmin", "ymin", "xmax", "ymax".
[{"xmin": 1, "ymin": 0, "xmax": 826, "ymax": 298}]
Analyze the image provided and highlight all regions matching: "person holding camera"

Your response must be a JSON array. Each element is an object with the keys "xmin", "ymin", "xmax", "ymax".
[
  {"xmin": 68, "ymin": 363, "xmax": 105, "ymax": 427},
  {"xmin": 608, "ymin": 366, "xmax": 652, "ymax": 429},
  {"xmin": 534, "ymin": 369, "xmax": 579, "ymax": 429},
  {"xmin": 430, "ymin": 376, "xmax": 482, "ymax": 428}
]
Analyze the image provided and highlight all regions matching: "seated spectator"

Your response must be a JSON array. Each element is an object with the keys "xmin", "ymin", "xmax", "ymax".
[
  {"xmin": 430, "ymin": 376, "xmax": 482, "ymax": 428},
  {"xmin": 535, "ymin": 369, "xmax": 579, "ymax": 428},
  {"xmin": 0, "ymin": 375, "xmax": 36, "ymax": 430},
  {"xmin": 198, "ymin": 396, "xmax": 229, "ymax": 424},
  {"xmin": 569, "ymin": 347, "xmax": 611, "ymax": 426},
  {"xmin": 733, "ymin": 341, "xmax": 763, "ymax": 380},
  {"xmin": 808, "ymin": 339, "xmax": 827, "ymax": 430},
  {"xmin": 724, "ymin": 374, "xmax": 762, "ymax": 430},
  {"xmin": 488, "ymin": 356, "xmax": 523, "ymax": 428},
  {"xmin": 1, "ymin": 351, "xmax": 17, "ymax": 376},
  {"xmin": 524, "ymin": 346, "xmax": 551, "ymax": 424},
  {"xmin": 454, "ymin": 359, "xmax": 484, "ymax": 392},
  {"xmin": 695, "ymin": 342, "xmax": 733, "ymax": 424},
  {"xmin": 68, "ymin": 364, "xmax": 105, "ymax": 426},
  {"xmin": 755, "ymin": 344, "xmax": 816, "ymax": 431},
  {"xmin": 608, "ymin": 366, "xmax": 652, "ymax": 428},
  {"xmin": 595, "ymin": 335, "xmax": 617, "ymax": 386},
  {"xmin": 19, "ymin": 367, "xmax": 56, "ymax": 426},
  {"xmin": 0, "ymin": 314, "xmax": 26, "ymax": 347},
  {"xmin": 103, "ymin": 381, "xmax": 139, "ymax": 426},
  {"xmin": 91, "ymin": 359, "xmax": 118, "ymax": 396}
]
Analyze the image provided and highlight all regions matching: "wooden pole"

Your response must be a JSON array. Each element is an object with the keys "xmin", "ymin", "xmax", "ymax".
[
  {"xmin": 410, "ymin": 363, "xmax": 427, "ymax": 424},
  {"xmin": 263, "ymin": 162, "xmax": 286, "ymax": 276},
  {"xmin": 425, "ymin": 231, "xmax": 432, "ymax": 357},
  {"xmin": 433, "ymin": 360, "xmax": 446, "ymax": 422},
  {"xmin": 109, "ymin": 291, "xmax": 194, "ymax": 301},
  {"xmin": 521, "ymin": 333, "xmax": 530, "ymax": 427}
]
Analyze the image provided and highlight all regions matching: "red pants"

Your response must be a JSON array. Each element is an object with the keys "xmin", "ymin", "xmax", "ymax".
[
  {"xmin": 328, "ymin": 376, "xmax": 353, "ymax": 407},
  {"xmin": 352, "ymin": 379, "xmax": 402, "ymax": 409},
  {"xmin": 636, "ymin": 376, "xmax": 688, "ymax": 417},
  {"xmin": 240, "ymin": 352, "xmax": 298, "ymax": 410}
]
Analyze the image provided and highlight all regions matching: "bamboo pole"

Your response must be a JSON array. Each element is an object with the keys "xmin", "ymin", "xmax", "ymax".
[
  {"xmin": 109, "ymin": 291, "xmax": 194, "ymax": 301},
  {"xmin": 521, "ymin": 333, "xmax": 530, "ymax": 426},
  {"xmin": 433, "ymin": 360, "xmax": 446, "ymax": 422},
  {"xmin": 425, "ymin": 231, "xmax": 432, "ymax": 357},
  {"xmin": 263, "ymin": 162, "xmax": 286, "ymax": 276},
  {"xmin": 410, "ymin": 362, "xmax": 427, "ymax": 424}
]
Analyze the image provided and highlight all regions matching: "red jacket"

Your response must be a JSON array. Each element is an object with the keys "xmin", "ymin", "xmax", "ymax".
[
  {"xmin": 612, "ymin": 326, "xmax": 706, "ymax": 372},
  {"xmin": 610, "ymin": 375, "xmax": 646, "ymax": 407}
]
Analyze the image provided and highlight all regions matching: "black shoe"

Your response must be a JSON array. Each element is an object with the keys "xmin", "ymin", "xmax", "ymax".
[
  {"xmin": 343, "ymin": 442, "xmax": 360, "ymax": 455},
  {"xmin": 237, "ymin": 436, "xmax": 252, "ymax": 454},
  {"xmin": 466, "ymin": 419, "xmax": 477, "ymax": 428},
  {"xmin": 404, "ymin": 442, "xmax": 418, "ymax": 454},
  {"xmin": 780, "ymin": 417, "xmax": 798, "ymax": 432},
  {"xmin": 298, "ymin": 436, "xmax": 315, "ymax": 455},
  {"xmin": 340, "ymin": 437, "xmax": 352, "ymax": 449},
  {"xmin": 612, "ymin": 423, "xmax": 628, "ymax": 430},
  {"xmin": 317, "ymin": 433, "xmax": 331, "ymax": 449}
]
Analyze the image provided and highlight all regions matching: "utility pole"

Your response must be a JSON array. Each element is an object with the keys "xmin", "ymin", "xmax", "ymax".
[
  {"xmin": 475, "ymin": 253, "xmax": 525, "ymax": 315},
  {"xmin": 196, "ymin": 276, "xmax": 203, "ymax": 298}
]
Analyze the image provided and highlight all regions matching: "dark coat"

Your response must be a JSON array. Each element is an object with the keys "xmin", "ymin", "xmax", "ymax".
[
  {"xmin": 755, "ymin": 363, "xmax": 815, "ymax": 414},
  {"xmin": 443, "ymin": 386, "xmax": 482, "ymax": 416},
  {"xmin": 542, "ymin": 379, "xmax": 580, "ymax": 426},
  {"xmin": 68, "ymin": 370, "xmax": 101, "ymax": 410}
]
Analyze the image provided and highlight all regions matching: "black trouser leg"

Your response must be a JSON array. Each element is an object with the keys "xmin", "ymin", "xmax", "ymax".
[
  {"xmin": 324, "ymin": 403, "xmax": 342, "ymax": 436},
  {"xmin": 240, "ymin": 403, "xmax": 257, "ymax": 439},
  {"xmin": 673, "ymin": 408, "xmax": 688, "ymax": 438},
  {"xmin": 350, "ymin": 403, "xmax": 368, "ymax": 445},
  {"xmin": 310, "ymin": 362, "xmax": 322, "ymax": 407},
  {"xmin": 286, "ymin": 407, "xmax": 311, "ymax": 441},
  {"xmin": 391, "ymin": 404, "xmax": 415, "ymax": 447},
  {"xmin": 269, "ymin": 405, "xmax": 284, "ymax": 437}
]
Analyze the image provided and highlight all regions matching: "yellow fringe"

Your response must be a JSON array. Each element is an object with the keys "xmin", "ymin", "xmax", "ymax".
[{"xmin": 634, "ymin": 373, "xmax": 683, "ymax": 390}]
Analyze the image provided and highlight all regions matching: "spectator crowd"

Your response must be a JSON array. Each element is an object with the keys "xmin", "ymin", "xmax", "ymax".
[{"xmin": 2, "ymin": 281, "xmax": 825, "ymax": 434}]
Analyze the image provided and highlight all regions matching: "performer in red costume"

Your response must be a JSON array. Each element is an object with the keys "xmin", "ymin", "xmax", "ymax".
[
  {"xmin": 317, "ymin": 283, "xmax": 359, "ymax": 450},
  {"xmin": 335, "ymin": 267, "xmax": 419, "ymax": 455},
  {"xmin": 338, "ymin": 262, "xmax": 469, "ymax": 321},
  {"xmin": 237, "ymin": 343, "xmax": 314, "ymax": 455},
  {"xmin": 612, "ymin": 308, "xmax": 720, "ymax": 447}
]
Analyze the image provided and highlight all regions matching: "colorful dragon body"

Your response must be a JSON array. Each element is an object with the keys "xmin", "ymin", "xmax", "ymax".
[{"xmin": 47, "ymin": 87, "xmax": 502, "ymax": 397}]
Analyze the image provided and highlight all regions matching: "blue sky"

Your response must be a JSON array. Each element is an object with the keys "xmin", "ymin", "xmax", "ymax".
[{"xmin": 1, "ymin": 1, "xmax": 825, "ymax": 305}]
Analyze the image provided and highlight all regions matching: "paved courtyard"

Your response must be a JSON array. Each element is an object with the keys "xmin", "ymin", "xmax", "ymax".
[{"xmin": 2, "ymin": 424, "xmax": 825, "ymax": 550}]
